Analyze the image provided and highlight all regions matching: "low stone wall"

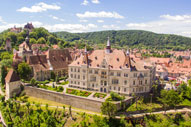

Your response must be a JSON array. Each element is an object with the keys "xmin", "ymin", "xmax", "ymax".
[
  {"xmin": 24, "ymin": 86, "xmax": 103, "ymax": 112},
  {"xmin": 24, "ymin": 86, "xmax": 133, "ymax": 112}
]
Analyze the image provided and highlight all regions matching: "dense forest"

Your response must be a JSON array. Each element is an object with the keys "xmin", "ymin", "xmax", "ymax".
[
  {"xmin": 54, "ymin": 30, "xmax": 191, "ymax": 50},
  {"xmin": 1, "ymin": 27, "xmax": 191, "ymax": 51}
]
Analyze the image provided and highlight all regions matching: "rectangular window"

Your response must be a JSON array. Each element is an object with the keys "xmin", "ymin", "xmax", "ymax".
[
  {"xmin": 124, "ymin": 80, "xmax": 127, "ymax": 85},
  {"xmin": 70, "ymin": 74, "xmax": 73, "ymax": 78},
  {"xmin": 95, "ymin": 70, "xmax": 98, "ymax": 74},
  {"xmin": 112, "ymin": 79, "xmax": 119, "ymax": 84},
  {"xmin": 110, "ymin": 72, "xmax": 114, "ymax": 76},
  {"xmin": 83, "ymin": 75, "xmax": 85, "ymax": 80},
  {"xmin": 124, "ymin": 73, "xmax": 128, "ymax": 77},
  {"xmin": 102, "ymin": 71, "xmax": 106, "ymax": 75},
  {"xmin": 124, "ymin": 88, "xmax": 126, "ymax": 92},
  {"xmin": 133, "ymin": 80, "xmax": 135, "ymax": 85},
  {"xmin": 117, "ymin": 72, "xmax": 121, "ymax": 77},
  {"xmin": 78, "ymin": 68, "xmax": 80, "ymax": 72},
  {"xmin": 71, "ymin": 68, "xmax": 73, "ymax": 72},
  {"xmin": 78, "ymin": 75, "xmax": 80, "ymax": 79},
  {"xmin": 83, "ymin": 69, "xmax": 86, "ymax": 73},
  {"xmin": 89, "ymin": 70, "xmax": 92, "ymax": 73},
  {"xmin": 134, "ymin": 73, "xmax": 137, "ymax": 77},
  {"xmin": 118, "ymin": 87, "xmax": 120, "ymax": 91},
  {"xmin": 144, "ymin": 73, "xmax": 147, "ymax": 77},
  {"xmin": 145, "ymin": 80, "xmax": 147, "ymax": 84},
  {"xmin": 90, "ymin": 76, "xmax": 96, "ymax": 82}
]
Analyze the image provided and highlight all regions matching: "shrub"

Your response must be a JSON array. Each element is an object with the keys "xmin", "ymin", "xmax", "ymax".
[
  {"xmin": 66, "ymin": 88, "xmax": 91, "ymax": 97},
  {"xmin": 108, "ymin": 92, "xmax": 125, "ymax": 101},
  {"xmin": 93, "ymin": 93, "xmax": 107, "ymax": 98}
]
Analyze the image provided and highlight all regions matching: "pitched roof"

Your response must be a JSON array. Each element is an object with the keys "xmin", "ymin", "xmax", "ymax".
[
  {"xmin": 5, "ymin": 69, "xmax": 20, "ymax": 83},
  {"xmin": 70, "ymin": 49, "xmax": 149, "ymax": 71},
  {"xmin": 47, "ymin": 49, "xmax": 73, "ymax": 70},
  {"xmin": 27, "ymin": 55, "xmax": 50, "ymax": 72}
]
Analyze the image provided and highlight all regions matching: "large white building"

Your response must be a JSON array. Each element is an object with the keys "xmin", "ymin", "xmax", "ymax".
[{"xmin": 68, "ymin": 38, "xmax": 156, "ymax": 95}]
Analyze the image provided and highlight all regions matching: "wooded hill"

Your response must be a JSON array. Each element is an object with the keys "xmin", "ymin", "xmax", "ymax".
[
  {"xmin": 1, "ymin": 28, "xmax": 191, "ymax": 51},
  {"xmin": 54, "ymin": 30, "xmax": 191, "ymax": 50}
]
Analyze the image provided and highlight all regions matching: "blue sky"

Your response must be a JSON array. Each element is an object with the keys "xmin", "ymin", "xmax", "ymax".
[{"xmin": 0, "ymin": 0, "xmax": 191, "ymax": 37}]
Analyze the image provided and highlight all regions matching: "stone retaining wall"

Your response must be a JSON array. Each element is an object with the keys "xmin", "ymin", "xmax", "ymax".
[
  {"xmin": 24, "ymin": 86, "xmax": 133, "ymax": 112},
  {"xmin": 24, "ymin": 86, "xmax": 103, "ymax": 112}
]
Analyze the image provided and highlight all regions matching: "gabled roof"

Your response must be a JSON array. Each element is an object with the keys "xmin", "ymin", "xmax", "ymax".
[
  {"xmin": 5, "ymin": 69, "xmax": 20, "ymax": 83},
  {"xmin": 27, "ymin": 55, "xmax": 50, "ymax": 72},
  {"xmin": 47, "ymin": 49, "xmax": 73, "ymax": 70}
]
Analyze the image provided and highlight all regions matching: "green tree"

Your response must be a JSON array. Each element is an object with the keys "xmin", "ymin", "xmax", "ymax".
[
  {"xmin": 1, "ymin": 65, "xmax": 7, "ymax": 85},
  {"xmin": 30, "ymin": 78, "xmax": 37, "ymax": 86},
  {"xmin": 158, "ymin": 90, "xmax": 182, "ymax": 112},
  {"xmin": 17, "ymin": 62, "xmax": 32, "ymax": 81},
  {"xmin": 51, "ymin": 71, "xmax": 56, "ymax": 81},
  {"xmin": 37, "ymin": 37, "xmax": 46, "ymax": 44},
  {"xmin": 48, "ymin": 35, "xmax": 57, "ymax": 44},
  {"xmin": 29, "ymin": 38, "xmax": 37, "ymax": 44},
  {"xmin": 101, "ymin": 101, "xmax": 117, "ymax": 118},
  {"xmin": 29, "ymin": 32, "xmax": 37, "ymax": 39}
]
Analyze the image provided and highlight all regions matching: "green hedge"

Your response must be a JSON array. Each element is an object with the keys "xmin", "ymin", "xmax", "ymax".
[
  {"xmin": 38, "ymin": 84, "xmax": 64, "ymax": 92},
  {"xmin": 66, "ymin": 88, "xmax": 91, "ymax": 97}
]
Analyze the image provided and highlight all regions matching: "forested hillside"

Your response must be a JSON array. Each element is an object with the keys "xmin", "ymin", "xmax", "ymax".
[
  {"xmin": 1, "ymin": 28, "xmax": 191, "ymax": 51},
  {"xmin": 55, "ymin": 30, "xmax": 191, "ymax": 50}
]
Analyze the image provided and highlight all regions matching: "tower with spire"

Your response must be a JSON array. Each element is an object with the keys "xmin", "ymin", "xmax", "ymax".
[
  {"xmin": 105, "ymin": 37, "xmax": 111, "ymax": 53},
  {"xmin": 83, "ymin": 45, "xmax": 88, "ymax": 64}
]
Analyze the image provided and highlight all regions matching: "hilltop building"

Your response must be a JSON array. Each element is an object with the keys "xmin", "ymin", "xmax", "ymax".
[
  {"xmin": 10, "ymin": 26, "xmax": 22, "ymax": 33},
  {"xmin": 68, "ymin": 38, "xmax": 156, "ymax": 95},
  {"xmin": 24, "ymin": 23, "xmax": 34, "ymax": 32}
]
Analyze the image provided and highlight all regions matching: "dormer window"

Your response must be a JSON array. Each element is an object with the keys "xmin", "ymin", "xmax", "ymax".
[
  {"xmin": 95, "ymin": 56, "xmax": 97, "ymax": 60},
  {"xmin": 97, "ymin": 64, "xmax": 99, "ymax": 67},
  {"xmin": 77, "ymin": 62, "xmax": 79, "ymax": 64},
  {"xmin": 117, "ymin": 58, "xmax": 119, "ymax": 61}
]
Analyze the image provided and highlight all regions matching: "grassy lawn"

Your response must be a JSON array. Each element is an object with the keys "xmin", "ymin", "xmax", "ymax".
[
  {"xmin": 58, "ymin": 81, "xmax": 69, "ymax": 85},
  {"xmin": 93, "ymin": 93, "xmax": 107, "ymax": 99},
  {"xmin": 180, "ymin": 99, "xmax": 191, "ymax": 106},
  {"xmin": 37, "ymin": 84, "xmax": 64, "ymax": 92},
  {"xmin": 126, "ymin": 102, "xmax": 162, "ymax": 112},
  {"xmin": 27, "ymin": 96, "xmax": 68, "ymax": 107},
  {"xmin": 66, "ymin": 88, "xmax": 92, "ymax": 97},
  {"xmin": 26, "ymin": 96, "xmax": 100, "ymax": 114}
]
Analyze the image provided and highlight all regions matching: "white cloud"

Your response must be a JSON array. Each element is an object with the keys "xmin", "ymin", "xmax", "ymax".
[
  {"xmin": 79, "ymin": 19, "xmax": 88, "ymax": 22},
  {"xmin": 0, "ymin": 22, "xmax": 97, "ymax": 33},
  {"xmin": 76, "ymin": 11, "xmax": 124, "ymax": 19},
  {"xmin": 0, "ymin": 16, "xmax": 7, "ymax": 24},
  {"xmin": 91, "ymin": 0, "xmax": 100, "ymax": 4},
  {"xmin": 97, "ymin": 20, "xmax": 104, "ymax": 23},
  {"xmin": 160, "ymin": 14, "xmax": 191, "ymax": 21},
  {"xmin": 49, "ymin": 15, "xmax": 65, "ymax": 22},
  {"xmin": 102, "ymin": 24, "xmax": 120, "ymax": 29},
  {"xmin": 126, "ymin": 14, "xmax": 191, "ymax": 37},
  {"xmin": 44, "ymin": 23, "xmax": 97, "ymax": 33},
  {"xmin": 17, "ymin": 2, "xmax": 61, "ymax": 13},
  {"xmin": 81, "ymin": 0, "xmax": 89, "ymax": 6}
]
